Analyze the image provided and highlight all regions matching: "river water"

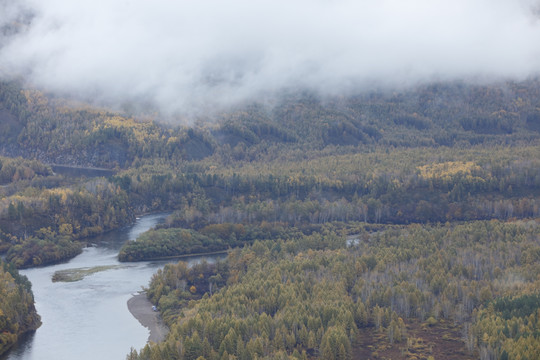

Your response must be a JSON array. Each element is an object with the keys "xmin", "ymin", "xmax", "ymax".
[{"xmin": 3, "ymin": 213, "xmax": 219, "ymax": 360}]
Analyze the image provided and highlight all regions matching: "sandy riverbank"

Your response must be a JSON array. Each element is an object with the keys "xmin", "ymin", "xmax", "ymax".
[{"xmin": 127, "ymin": 293, "xmax": 168, "ymax": 343}]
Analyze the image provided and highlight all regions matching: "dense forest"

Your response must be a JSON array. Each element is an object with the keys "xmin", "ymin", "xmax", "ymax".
[
  {"xmin": 0, "ymin": 155, "xmax": 132, "ymax": 267},
  {"xmin": 1, "ymin": 77, "xmax": 539, "ymax": 268},
  {"xmin": 1, "ymin": 78, "xmax": 540, "ymax": 169},
  {"xmin": 128, "ymin": 220, "xmax": 540, "ymax": 360},
  {"xmin": 0, "ymin": 78, "xmax": 540, "ymax": 359},
  {"xmin": 0, "ymin": 259, "xmax": 41, "ymax": 356}
]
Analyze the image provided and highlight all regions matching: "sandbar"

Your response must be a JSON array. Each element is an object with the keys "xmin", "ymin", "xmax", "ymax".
[{"xmin": 127, "ymin": 293, "xmax": 168, "ymax": 343}]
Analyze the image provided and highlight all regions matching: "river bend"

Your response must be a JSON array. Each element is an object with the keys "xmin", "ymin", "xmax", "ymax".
[{"xmin": 4, "ymin": 213, "xmax": 217, "ymax": 360}]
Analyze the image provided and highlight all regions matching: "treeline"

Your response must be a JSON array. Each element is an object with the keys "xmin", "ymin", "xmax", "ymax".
[
  {"xmin": 0, "ymin": 165, "xmax": 134, "ymax": 267},
  {"xmin": 118, "ymin": 228, "xmax": 228, "ymax": 262},
  {"xmin": 4, "ymin": 232, "xmax": 83, "ymax": 269},
  {"xmin": 3, "ymin": 79, "xmax": 540, "ymax": 169},
  {"xmin": 0, "ymin": 156, "xmax": 52, "ymax": 184},
  {"xmin": 1, "ymin": 144, "xmax": 539, "ymax": 268},
  {"xmin": 474, "ymin": 293, "xmax": 540, "ymax": 359},
  {"xmin": 0, "ymin": 259, "xmax": 41, "ymax": 356},
  {"xmin": 128, "ymin": 219, "xmax": 540, "ymax": 359},
  {"xmin": 0, "ymin": 81, "xmax": 216, "ymax": 168},
  {"xmin": 1, "ymin": 79, "xmax": 540, "ymax": 261},
  {"xmin": 114, "ymin": 144, "xmax": 540, "ymax": 264},
  {"xmin": 145, "ymin": 260, "xmax": 229, "ymax": 325},
  {"xmin": 119, "ymin": 222, "xmax": 325, "ymax": 262},
  {"xmin": 112, "ymin": 145, "xmax": 540, "ymax": 228}
]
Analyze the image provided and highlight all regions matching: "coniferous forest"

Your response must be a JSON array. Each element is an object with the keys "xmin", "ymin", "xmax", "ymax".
[
  {"xmin": 0, "ymin": 259, "xmax": 41, "ymax": 356},
  {"xmin": 1, "ymin": 78, "xmax": 540, "ymax": 359}
]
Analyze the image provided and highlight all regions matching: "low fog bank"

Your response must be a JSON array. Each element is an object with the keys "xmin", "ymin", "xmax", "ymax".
[{"xmin": 1, "ymin": 0, "xmax": 540, "ymax": 116}]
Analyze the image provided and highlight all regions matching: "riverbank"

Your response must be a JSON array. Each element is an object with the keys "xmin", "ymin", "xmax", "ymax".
[
  {"xmin": 127, "ymin": 293, "xmax": 168, "ymax": 343},
  {"xmin": 121, "ymin": 249, "xmax": 230, "ymax": 263}
]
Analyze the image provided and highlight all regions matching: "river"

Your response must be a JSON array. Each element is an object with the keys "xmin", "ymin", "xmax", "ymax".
[
  {"xmin": 3, "ymin": 213, "xmax": 222, "ymax": 360},
  {"xmin": 50, "ymin": 165, "xmax": 116, "ymax": 178}
]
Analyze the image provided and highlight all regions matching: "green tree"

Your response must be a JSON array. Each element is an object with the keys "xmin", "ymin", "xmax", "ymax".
[{"xmin": 320, "ymin": 326, "xmax": 351, "ymax": 360}]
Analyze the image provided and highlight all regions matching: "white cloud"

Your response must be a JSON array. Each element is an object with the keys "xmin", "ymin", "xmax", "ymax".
[{"xmin": 1, "ymin": 0, "xmax": 540, "ymax": 114}]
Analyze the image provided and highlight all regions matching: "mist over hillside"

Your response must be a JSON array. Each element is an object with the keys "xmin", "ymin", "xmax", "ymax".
[
  {"xmin": 1, "ymin": 0, "xmax": 540, "ymax": 116},
  {"xmin": 0, "ymin": 78, "xmax": 539, "ymax": 169},
  {"xmin": 2, "ymin": 3, "xmax": 540, "ymax": 359}
]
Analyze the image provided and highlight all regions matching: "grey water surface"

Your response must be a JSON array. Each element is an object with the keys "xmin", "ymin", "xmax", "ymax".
[{"xmin": 4, "ymin": 213, "xmax": 221, "ymax": 360}]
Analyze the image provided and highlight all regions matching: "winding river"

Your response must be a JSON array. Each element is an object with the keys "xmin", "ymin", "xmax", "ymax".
[{"xmin": 3, "ymin": 213, "xmax": 219, "ymax": 360}]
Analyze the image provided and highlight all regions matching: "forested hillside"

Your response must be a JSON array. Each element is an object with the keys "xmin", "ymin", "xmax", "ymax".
[
  {"xmin": 0, "ymin": 259, "xmax": 41, "ymax": 356},
  {"xmin": 0, "ymin": 78, "xmax": 537, "ymax": 269},
  {"xmin": 0, "ymin": 78, "xmax": 540, "ymax": 359},
  {"xmin": 128, "ymin": 220, "xmax": 540, "ymax": 360},
  {"xmin": 1, "ymin": 79, "xmax": 540, "ymax": 169},
  {"xmin": 0, "ymin": 155, "xmax": 132, "ymax": 267}
]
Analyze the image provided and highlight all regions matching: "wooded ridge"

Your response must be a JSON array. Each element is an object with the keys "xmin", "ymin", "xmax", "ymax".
[{"xmin": 0, "ymin": 78, "xmax": 539, "ymax": 359}]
